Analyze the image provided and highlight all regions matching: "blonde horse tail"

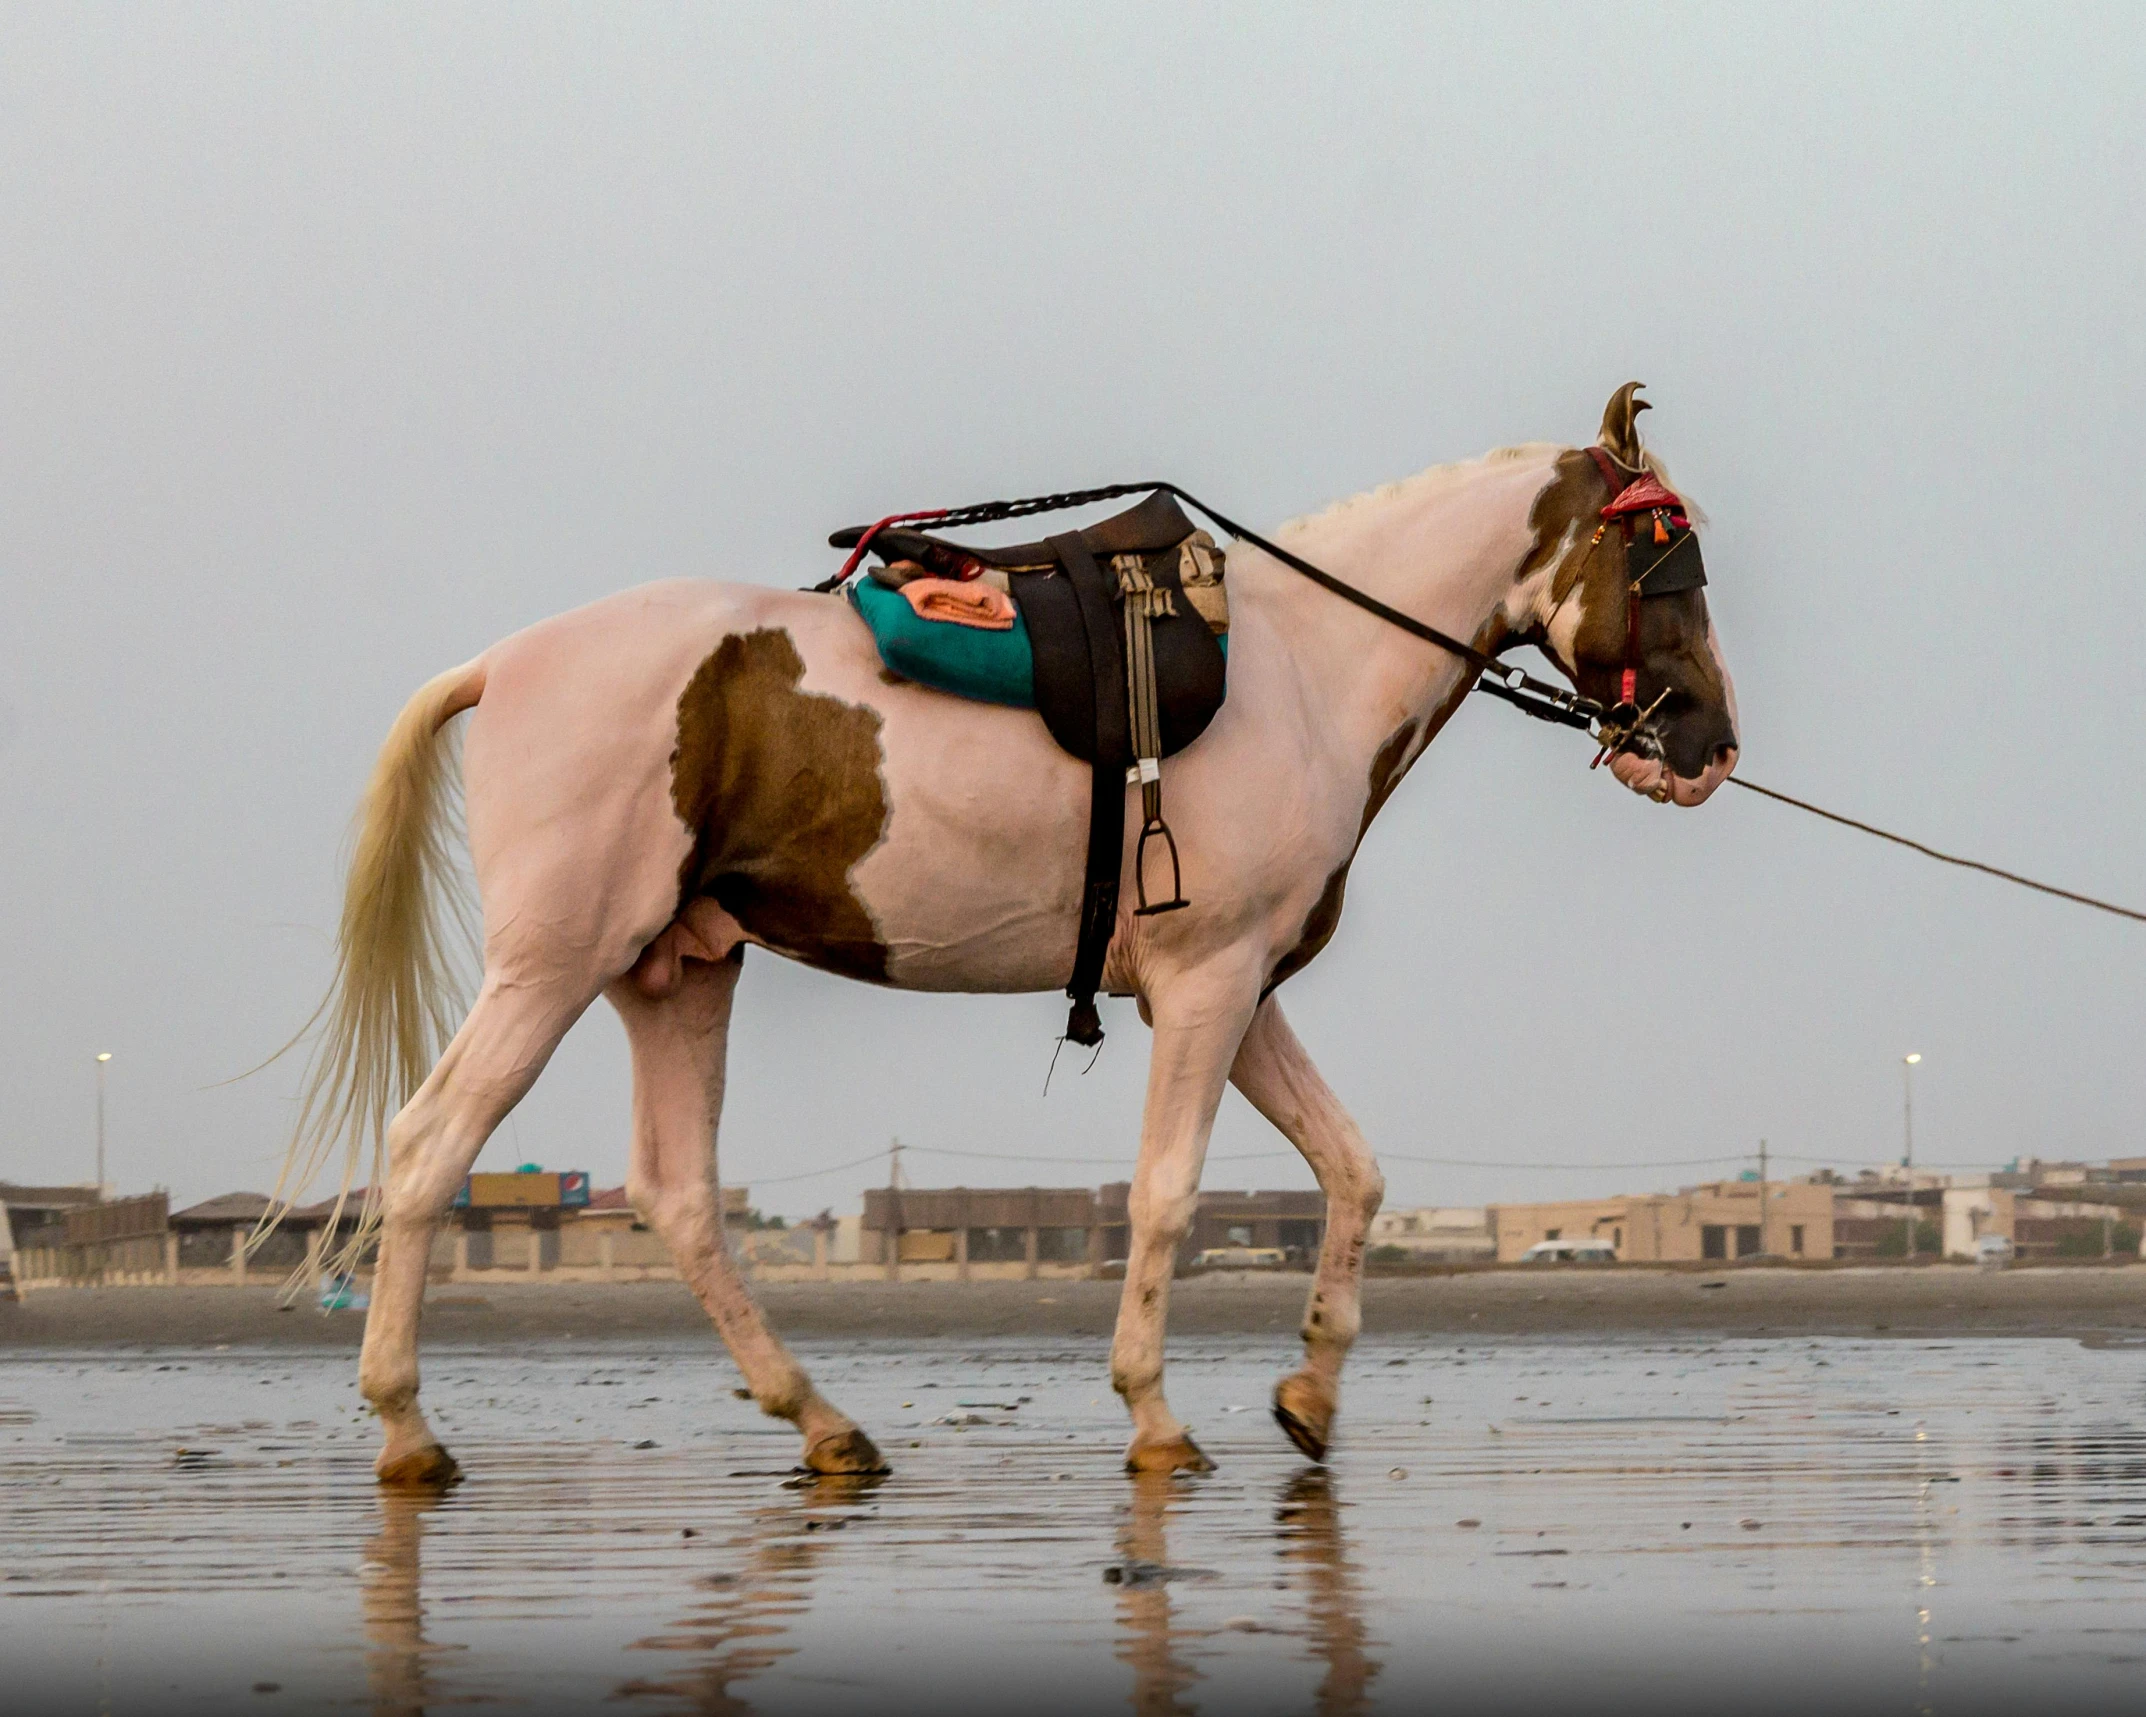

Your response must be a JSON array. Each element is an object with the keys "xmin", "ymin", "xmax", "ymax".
[{"xmin": 262, "ymin": 658, "xmax": 487, "ymax": 1276}]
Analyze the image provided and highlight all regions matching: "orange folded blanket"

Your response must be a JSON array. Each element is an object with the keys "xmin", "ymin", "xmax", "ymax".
[{"xmin": 899, "ymin": 577, "xmax": 1018, "ymax": 631}]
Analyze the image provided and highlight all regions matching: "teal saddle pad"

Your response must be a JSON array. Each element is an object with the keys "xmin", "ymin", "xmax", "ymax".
[
  {"xmin": 850, "ymin": 576, "xmax": 1226, "ymax": 711},
  {"xmin": 849, "ymin": 576, "xmax": 1037, "ymax": 706}
]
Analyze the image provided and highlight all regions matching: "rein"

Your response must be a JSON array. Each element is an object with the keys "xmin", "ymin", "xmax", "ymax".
[{"xmin": 818, "ymin": 478, "xmax": 1615, "ymax": 739}]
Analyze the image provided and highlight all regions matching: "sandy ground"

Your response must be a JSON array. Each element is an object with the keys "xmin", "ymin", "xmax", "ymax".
[{"xmin": 5, "ymin": 1264, "xmax": 2144, "ymax": 1347}]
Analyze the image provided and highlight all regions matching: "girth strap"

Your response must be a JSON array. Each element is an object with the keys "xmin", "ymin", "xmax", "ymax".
[{"xmin": 1048, "ymin": 530, "xmax": 1131, "ymax": 1047}]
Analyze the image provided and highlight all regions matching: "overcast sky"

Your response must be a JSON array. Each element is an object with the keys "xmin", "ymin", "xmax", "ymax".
[{"xmin": 5, "ymin": 5, "xmax": 2143, "ymax": 1220}]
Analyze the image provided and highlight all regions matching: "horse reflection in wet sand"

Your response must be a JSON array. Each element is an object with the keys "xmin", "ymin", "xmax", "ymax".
[
  {"xmin": 286, "ymin": 384, "xmax": 1736, "ymax": 1485},
  {"xmin": 362, "ymin": 1484, "xmax": 833, "ymax": 1717},
  {"xmin": 362, "ymin": 1468, "xmax": 1375, "ymax": 1717},
  {"xmin": 1114, "ymin": 1471, "xmax": 1377, "ymax": 1717}
]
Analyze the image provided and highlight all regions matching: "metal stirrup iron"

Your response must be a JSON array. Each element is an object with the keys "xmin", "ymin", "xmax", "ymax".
[{"xmin": 1117, "ymin": 554, "xmax": 1188, "ymax": 916}]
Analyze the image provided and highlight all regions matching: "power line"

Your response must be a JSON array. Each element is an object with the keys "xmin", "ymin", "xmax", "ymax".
[
  {"xmin": 733, "ymin": 1143, "xmax": 1292, "ymax": 1187},
  {"xmin": 744, "ymin": 1147, "xmax": 899, "ymax": 1187},
  {"xmin": 905, "ymin": 1143, "xmax": 1291, "ymax": 1167},
  {"xmin": 1380, "ymin": 1150, "xmax": 1753, "ymax": 1172}
]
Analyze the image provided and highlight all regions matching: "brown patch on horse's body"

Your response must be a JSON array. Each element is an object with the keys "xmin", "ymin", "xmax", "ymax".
[
  {"xmin": 1263, "ymin": 617, "xmax": 1506, "ymax": 994},
  {"xmin": 669, "ymin": 628, "xmax": 893, "ymax": 982}
]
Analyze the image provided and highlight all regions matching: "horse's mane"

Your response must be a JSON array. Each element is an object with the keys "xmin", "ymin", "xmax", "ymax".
[
  {"xmin": 1279, "ymin": 438, "xmax": 1704, "ymax": 535},
  {"xmin": 1275, "ymin": 445, "xmax": 1560, "ymax": 538}
]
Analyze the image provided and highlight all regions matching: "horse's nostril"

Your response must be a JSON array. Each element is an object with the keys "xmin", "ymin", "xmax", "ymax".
[{"xmin": 1712, "ymin": 741, "xmax": 1738, "ymax": 767}]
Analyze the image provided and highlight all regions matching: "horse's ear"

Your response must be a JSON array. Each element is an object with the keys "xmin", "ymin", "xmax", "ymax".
[{"xmin": 1598, "ymin": 381, "xmax": 1650, "ymax": 466}]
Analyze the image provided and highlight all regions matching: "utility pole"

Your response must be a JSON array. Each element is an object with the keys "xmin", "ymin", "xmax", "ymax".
[
  {"xmin": 884, "ymin": 1138, "xmax": 904, "ymax": 1283},
  {"xmin": 1757, "ymin": 1138, "xmax": 1768, "ymax": 1256},
  {"xmin": 1901, "ymin": 1054, "xmax": 1921, "ymax": 1260},
  {"xmin": 94, "ymin": 1052, "xmax": 113, "ymax": 1197}
]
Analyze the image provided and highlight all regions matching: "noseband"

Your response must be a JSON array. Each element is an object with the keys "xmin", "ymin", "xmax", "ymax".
[{"xmin": 1580, "ymin": 446, "xmax": 1709, "ymax": 784}]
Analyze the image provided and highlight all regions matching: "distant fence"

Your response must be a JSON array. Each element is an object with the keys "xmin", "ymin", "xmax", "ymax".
[
  {"xmin": 16, "ymin": 1232, "xmax": 178, "ymax": 1287},
  {"xmin": 64, "ymin": 1192, "xmax": 168, "ymax": 1245}
]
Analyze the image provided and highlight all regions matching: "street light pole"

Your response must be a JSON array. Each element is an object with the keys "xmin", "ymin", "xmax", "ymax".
[
  {"xmin": 94, "ymin": 1051, "xmax": 113, "ymax": 1197},
  {"xmin": 1901, "ymin": 1053, "xmax": 1921, "ymax": 1258},
  {"xmin": 1757, "ymin": 1138, "xmax": 1769, "ymax": 1256}
]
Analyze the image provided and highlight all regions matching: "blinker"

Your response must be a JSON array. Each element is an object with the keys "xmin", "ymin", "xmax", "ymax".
[
  {"xmin": 1625, "ymin": 519, "xmax": 1706, "ymax": 595},
  {"xmin": 1600, "ymin": 473, "xmax": 1706, "ymax": 597}
]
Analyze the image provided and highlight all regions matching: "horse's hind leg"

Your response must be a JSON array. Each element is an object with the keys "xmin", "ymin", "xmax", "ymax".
[
  {"xmin": 608, "ymin": 950, "xmax": 885, "ymax": 1474},
  {"xmin": 361, "ymin": 976, "xmax": 596, "ymax": 1484},
  {"xmin": 1228, "ymin": 997, "xmax": 1385, "ymax": 1463}
]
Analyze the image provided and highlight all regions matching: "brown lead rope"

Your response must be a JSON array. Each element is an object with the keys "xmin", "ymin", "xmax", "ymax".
[{"xmin": 1727, "ymin": 777, "xmax": 2146, "ymax": 924}]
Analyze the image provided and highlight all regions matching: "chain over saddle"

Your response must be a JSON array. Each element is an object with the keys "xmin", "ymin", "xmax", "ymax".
[{"xmin": 830, "ymin": 491, "xmax": 1228, "ymax": 1046}]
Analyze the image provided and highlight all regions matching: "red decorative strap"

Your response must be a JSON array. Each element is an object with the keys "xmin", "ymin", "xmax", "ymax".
[
  {"xmin": 1602, "ymin": 473, "xmax": 1685, "ymax": 520},
  {"xmin": 837, "ymin": 508, "xmax": 952, "ymax": 582}
]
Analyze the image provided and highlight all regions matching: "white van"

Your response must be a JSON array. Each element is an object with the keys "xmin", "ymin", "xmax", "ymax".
[
  {"xmin": 1519, "ymin": 1238, "xmax": 1617, "ymax": 1264},
  {"xmin": 1972, "ymin": 1234, "xmax": 2015, "ymax": 1268}
]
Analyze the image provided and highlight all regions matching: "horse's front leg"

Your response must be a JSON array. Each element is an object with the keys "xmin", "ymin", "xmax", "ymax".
[
  {"xmin": 1228, "ymin": 996, "xmax": 1384, "ymax": 1462},
  {"xmin": 1112, "ymin": 963, "xmax": 1262, "ymax": 1474}
]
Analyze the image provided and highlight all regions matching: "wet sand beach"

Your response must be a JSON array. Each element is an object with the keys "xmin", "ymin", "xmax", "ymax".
[
  {"xmin": 11, "ymin": 1270, "xmax": 2146, "ymax": 1711},
  {"xmin": 6, "ymin": 1329, "xmax": 2146, "ymax": 1715},
  {"xmin": 5, "ymin": 1264, "xmax": 2146, "ymax": 1350}
]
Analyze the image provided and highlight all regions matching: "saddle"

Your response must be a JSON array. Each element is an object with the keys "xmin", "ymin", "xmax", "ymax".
[{"xmin": 831, "ymin": 492, "xmax": 1229, "ymax": 1046}]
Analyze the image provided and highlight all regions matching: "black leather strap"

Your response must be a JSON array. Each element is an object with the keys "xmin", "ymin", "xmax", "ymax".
[{"xmin": 1048, "ymin": 530, "xmax": 1131, "ymax": 1047}]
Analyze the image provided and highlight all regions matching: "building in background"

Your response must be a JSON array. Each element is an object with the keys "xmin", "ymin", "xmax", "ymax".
[
  {"xmin": 1943, "ymin": 1177, "xmax": 2144, "ymax": 1261},
  {"xmin": 171, "ymin": 1191, "xmax": 316, "ymax": 1273},
  {"xmin": 1491, "ymin": 1180, "xmax": 1838, "ymax": 1263},
  {"xmin": 0, "ymin": 1182, "xmax": 103, "ymax": 1253},
  {"xmin": 1098, "ymin": 1183, "xmax": 1326, "ymax": 1266},
  {"xmin": 860, "ymin": 1186, "xmax": 1102, "ymax": 1277},
  {"xmin": 437, "ymin": 1168, "xmax": 593, "ymax": 1272},
  {"xmin": 1367, "ymin": 1207, "xmax": 1494, "ymax": 1263}
]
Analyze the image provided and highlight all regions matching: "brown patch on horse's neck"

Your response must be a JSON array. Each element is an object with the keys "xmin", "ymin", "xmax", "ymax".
[
  {"xmin": 669, "ymin": 628, "xmax": 892, "ymax": 983},
  {"xmin": 1265, "ymin": 619, "xmax": 1505, "ymax": 999},
  {"xmin": 1521, "ymin": 448, "xmax": 1614, "ymax": 614},
  {"xmin": 1360, "ymin": 611, "xmax": 1507, "ymax": 836}
]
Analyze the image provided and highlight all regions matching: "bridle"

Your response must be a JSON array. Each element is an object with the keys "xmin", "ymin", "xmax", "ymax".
[{"xmin": 1574, "ymin": 445, "xmax": 1710, "ymax": 784}]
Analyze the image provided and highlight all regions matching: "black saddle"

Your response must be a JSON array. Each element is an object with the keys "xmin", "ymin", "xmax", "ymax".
[
  {"xmin": 830, "ymin": 492, "xmax": 1227, "ymax": 1046},
  {"xmin": 831, "ymin": 488, "xmax": 1193, "ymax": 573}
]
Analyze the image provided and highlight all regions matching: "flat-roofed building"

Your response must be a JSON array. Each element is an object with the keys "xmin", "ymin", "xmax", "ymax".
[
  {"xmin": 1943, "ymin": 1180, "xmax": 2144, "ymax": 1260},
  {"xmin": 1095, "ymin": 1183, "xmax": 1325, "ymax": 1267},
  {"xmin": 0, "ymin": 1182, "xmax": 103, "ymax": 1253},
  {"xmin": 1491, "ymin": 1180, "xmax": 1837, "ymax": 1263},
  {"xmin": 862, "ymin": 1185, "xmax": 1101, "ymax": 1278},
  {"xmin": 1368, "ymin": 1207, "xmax": 1494, "ymax": 1262}
]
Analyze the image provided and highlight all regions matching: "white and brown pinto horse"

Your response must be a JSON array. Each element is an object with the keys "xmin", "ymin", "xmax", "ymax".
[{"xmin": 293, "ymin": 384, "xmax": 1737, "ymax": 1485}]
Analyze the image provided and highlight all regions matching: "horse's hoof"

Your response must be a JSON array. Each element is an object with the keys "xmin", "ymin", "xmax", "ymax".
[
  {"xmin": 804, "ymin": 1427, "xmax": 890, "ymax": 1476},
  {"xmin": 1272, "ymin": 1376, "xmax": 1333, "ymax": 1463},
  {"xmin": 1124, "ymin": 1432, "xmax": 1215, "ymax": 1476},
  {"xmin": 377, "ymin": 1441, "xmax": 462, "ymax": 1489}
]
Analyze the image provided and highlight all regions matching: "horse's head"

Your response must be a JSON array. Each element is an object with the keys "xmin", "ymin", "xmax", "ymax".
[{"xmin": 1520, "ymin": 383, "xmax": 1739, "ymax": 806}]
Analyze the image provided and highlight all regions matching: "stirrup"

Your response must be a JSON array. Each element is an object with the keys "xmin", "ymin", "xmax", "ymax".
[{"xmin": 1134, "ymin": 817, "xmax": 1189, "ymax": 916}]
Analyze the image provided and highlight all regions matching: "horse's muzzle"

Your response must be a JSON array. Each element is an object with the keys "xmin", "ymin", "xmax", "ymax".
[{"xmin": 1611, "ymin": 741, "xmax": 1738, "ymax": 806}]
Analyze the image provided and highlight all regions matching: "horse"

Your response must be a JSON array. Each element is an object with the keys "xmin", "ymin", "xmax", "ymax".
[{"xmin": 283, "ymin": 382, "xmax": 1738, "ymax": 1486}]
